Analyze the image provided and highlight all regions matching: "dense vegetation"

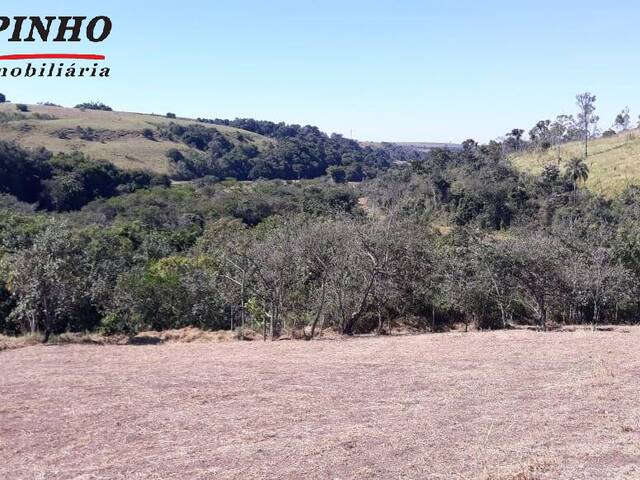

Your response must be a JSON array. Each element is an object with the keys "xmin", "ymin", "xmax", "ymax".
[
  {"xmin": 1, "ymin": 93, "xmax": 640, "ymax": 341},
  {"xmin": 162, "ymin": 119, "xmax": 403, "ymax": 181},
  {"xmin": 0, "ymin": 142, "xmax": 169, "ymax": 211},
  {"xmin": 74, "ymin": 101, "xmax": 113, "ymax": 111}
]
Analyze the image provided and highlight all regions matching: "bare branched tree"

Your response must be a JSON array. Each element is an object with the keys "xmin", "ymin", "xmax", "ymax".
[{"xmin": 575, "ymin": 92, "xmax": 599, "ymax": 159}]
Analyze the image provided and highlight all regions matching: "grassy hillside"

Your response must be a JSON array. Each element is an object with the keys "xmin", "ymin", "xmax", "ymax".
[
  {"xmin": 0, "ymin": 103, "xmax": 272, "ymax": 175},
  {"xmin": 511, "ymin": 129, "xmax": 640, "ymax": 197}
]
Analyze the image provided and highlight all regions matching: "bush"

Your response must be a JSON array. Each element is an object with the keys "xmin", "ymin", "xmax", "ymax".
[
  {"xmin": 31, "ymin": 113, "xmax": 57, "ymax": 120},
  {"xmin": 99, "ymin": 312, "xmax": 143, "ymax": 336},
  {"xmin": 142, "ymin": 128, "xmax": 154, "ymax": 140},
  {"xmin": 75, "ymin": 101, "xmax": 112, "ymax": 111},
  {"xmin": 15, "ymin": 104, "xmax": 28, "ymax": 112},
  {"xmin": 0, "ymin": 93, "xmax": 6, "ymax": 103},
  {"xmin": 327, "ymin": 165, "xmax": 347, "ymax": 183},
  {"xmin": 602, "ymin": 129, "xmax": 617, "ymax": 138},
  {"xmin": 166, "ymin": 148, "xmax": 184, "ymax": 162},
  {"xmin": 166, "ymin": 112, "xmax": 176, "ymax": 119}
]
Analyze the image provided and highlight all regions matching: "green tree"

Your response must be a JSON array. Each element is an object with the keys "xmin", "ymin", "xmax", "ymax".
[
  {"xmin": 504, "ymin": 233, "xmax": 568, "ymax": 330},
  {"xmin": 614, "ymin": 107, "xmax": 630, "ymax": 132},
  {"xmin": 327, "ymin": 165, "xmax": 347, "ymax": 183},
  {"xmin": 7, "ymin": 222, "xmax": 90, "ymax": 341},
  {"xmin": 508, "ymin": 128, "xmax": 524, "ymax": 149},
  {"xmin": 565, "ymin": 157, "xmax": 589, "ymax": 201}
]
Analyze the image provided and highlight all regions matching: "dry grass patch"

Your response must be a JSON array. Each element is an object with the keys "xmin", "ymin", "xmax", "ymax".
[
  {"xmin": 2, "ymin": 328, "xmax": 640, "ymax": 479},
  {"xmin": 511, "ymin": 129, "xmax": 640, "ymax": 197},
  {"xmin": 0, "ymin": 333, "xmax": 42, "ymax": 351},
  {"xmin": 0, "ymin": 103, "xmax": 273, "ymax": 174},
  {"xmin": 133, "ymin": 326, "xmax": 237, "ymax": 343},
  {"xmin": 1, "ymin": 327, "xmax": 242, "ymax": 350}
]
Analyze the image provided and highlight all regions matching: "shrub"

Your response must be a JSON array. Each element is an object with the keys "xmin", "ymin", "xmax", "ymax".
[
  {"xmin": 0, "ymin": 112, "xmax": 26, "ymax": 123},
  {"xmin": 327, "ymin": 165, "xmax": 347, "ymax": 183},
  {"xmin": 0, "ymin": 93, "xmax": 6, "ymax": 103},
  {"xmin": 31, "ymin": 113, "xmax": 57, "ymax": 121},
  {"xmin": 166, "ymin": 112, "xmax": 176, "ymax": 119},
  {"xmin": 99, "ymin": 312, "xmax": 143, "ymax": 336},
  {"xmin": 15, "ymin": 104, "xmax": 28, "ymax": 112},
  {"xmin": 75, "ymin": 101, "xmax": 112, "ymax": 111},
  {"xmin": 142, "ymin": 128, "xmax": 154, "ymax": 140},
  {"xmin": 166, "ymin": 148, "xmax": 184, "ymax": 163}
]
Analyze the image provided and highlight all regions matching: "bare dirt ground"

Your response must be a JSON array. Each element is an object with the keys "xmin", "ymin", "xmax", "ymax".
[{"xmin": 1, "ymin": 328, "xmax": 639, "ymax": 480}]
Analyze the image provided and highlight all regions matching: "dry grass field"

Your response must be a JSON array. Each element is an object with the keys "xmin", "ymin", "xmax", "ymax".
[
  {"xmin": 1, "ymin": 329, "xmax": 639, "ymax": 479},
  {"xmin": 0, "ymin": 103, "xmax": 272, "ymax": 174},
  {"xmin": 511, "ymin": 130, "xmax": 640, "ymax": 197}
]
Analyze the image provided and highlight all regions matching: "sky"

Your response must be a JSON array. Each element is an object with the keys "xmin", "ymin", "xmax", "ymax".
[{"xmin": 1, "ymin": 0, "xmax": 639, "ymax": 143}]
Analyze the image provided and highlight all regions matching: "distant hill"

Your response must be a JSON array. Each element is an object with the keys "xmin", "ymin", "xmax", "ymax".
[
  {"xmin": 362, "ymin": 141, "xmax": 462, "ymax": 153},
  {"xmin": 0, "ymin": 103, "xmax": 272, "ymax": 175},
  {"xmin": 391, "ymin": 141, "xmax": 462, "ymax": 152},
  {"xmin": 0, "ymin": 103, "xmax": 405, "ymax": 182},
  {"xmin": 510, "ymin": 129, "xmax": 640, "ymax": 197}
]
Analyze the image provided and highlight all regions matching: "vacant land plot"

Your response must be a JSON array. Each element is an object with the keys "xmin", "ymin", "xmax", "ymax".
[{"xmin": 1, "ymin": 329, "xmax": 639, "ymax": 479}]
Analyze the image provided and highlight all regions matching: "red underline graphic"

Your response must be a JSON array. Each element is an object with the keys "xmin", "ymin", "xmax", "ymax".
[{"xmin": 0, "ymin": 53, "xmax": 105, "ymax": 61}]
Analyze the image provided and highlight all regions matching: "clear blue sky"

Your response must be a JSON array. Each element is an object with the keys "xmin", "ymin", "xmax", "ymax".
[{"xmin": 2, "ymin": 0, "xmax": 639, "ymax": 142}]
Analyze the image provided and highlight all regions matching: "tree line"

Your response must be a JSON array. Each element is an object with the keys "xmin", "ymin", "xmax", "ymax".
[
  {"xmin": 504, "ymin": 92, "xmax": 638, "ymax": 154},
  {"xmin": 0, "ymin": 142, "xmax": 168, "ymax": 211},
  {"xmin": 161, "ymin": 120, "xmax": 409, "ymax": 181},
  {"xmin": 2, "ymin": 124, "xmax": 640, "ymax": 340}
]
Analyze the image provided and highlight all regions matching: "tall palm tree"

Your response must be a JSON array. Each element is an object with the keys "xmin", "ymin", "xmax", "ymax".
[
  {"xmin": 565, "ymin": 157, "xmax": 589, "ymax": 202},
  {"xmin": 507, "ymin": 128, "xmax": 525, "ymax": 151}
]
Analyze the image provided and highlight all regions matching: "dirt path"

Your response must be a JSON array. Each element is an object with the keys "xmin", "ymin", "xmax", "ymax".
[{"xmin": 1, "ymin": 329, "xmax": 639, "ymax": 479}]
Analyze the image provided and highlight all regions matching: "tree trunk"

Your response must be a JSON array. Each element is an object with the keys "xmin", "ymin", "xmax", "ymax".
[
  {"xmin": 240, "ymin": 272, "xmax": 245, "ymax": 340},
  {"xmin": 584, "ymin": 119, "xmax": 589, "ymax": 159},
  {"xmin": 376, "ymin": 302, "xmax": 383, "ymax": 335},
  {"xmin": 309, "ymin": 279, "xmax": 326, "ymax": 339},
  {"xmin": 343, "ymin": 271, "xmax": 377, "ymax": 335},
  {"xmin": 498, "ymin": 302, "xmax": 506, "ymax": 329},
  {"xmin": 431, "ymin": 304, "xmax": 436, "ymax": 332},
  {"xmin": 272, "ymin": 301, "xmax": 281, "ymax": 339},
  {"xmin": 318, "ymin": 313, "xmax": 326, "ymax": 338},
  {"xmin": 42, "ymin": 298, "xmax": 52, "ymax": 343},
  {"xmin": 337, "ymin": 290, "xmax": 347, "ymax": 334},
  {"xmin": 342, "ymin": 312, "xmax": 358, "ymax": 336},
  {"xmin": 263, "ymin": 308, "xmax": 267, "ymax": 341},
  {"xmin": 269, "ymin": 300, "xmax": 275, "ymax": 339},
  {"xmin": 29, "ymin": 312, "xmax": 36, "ymax": 334}
]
